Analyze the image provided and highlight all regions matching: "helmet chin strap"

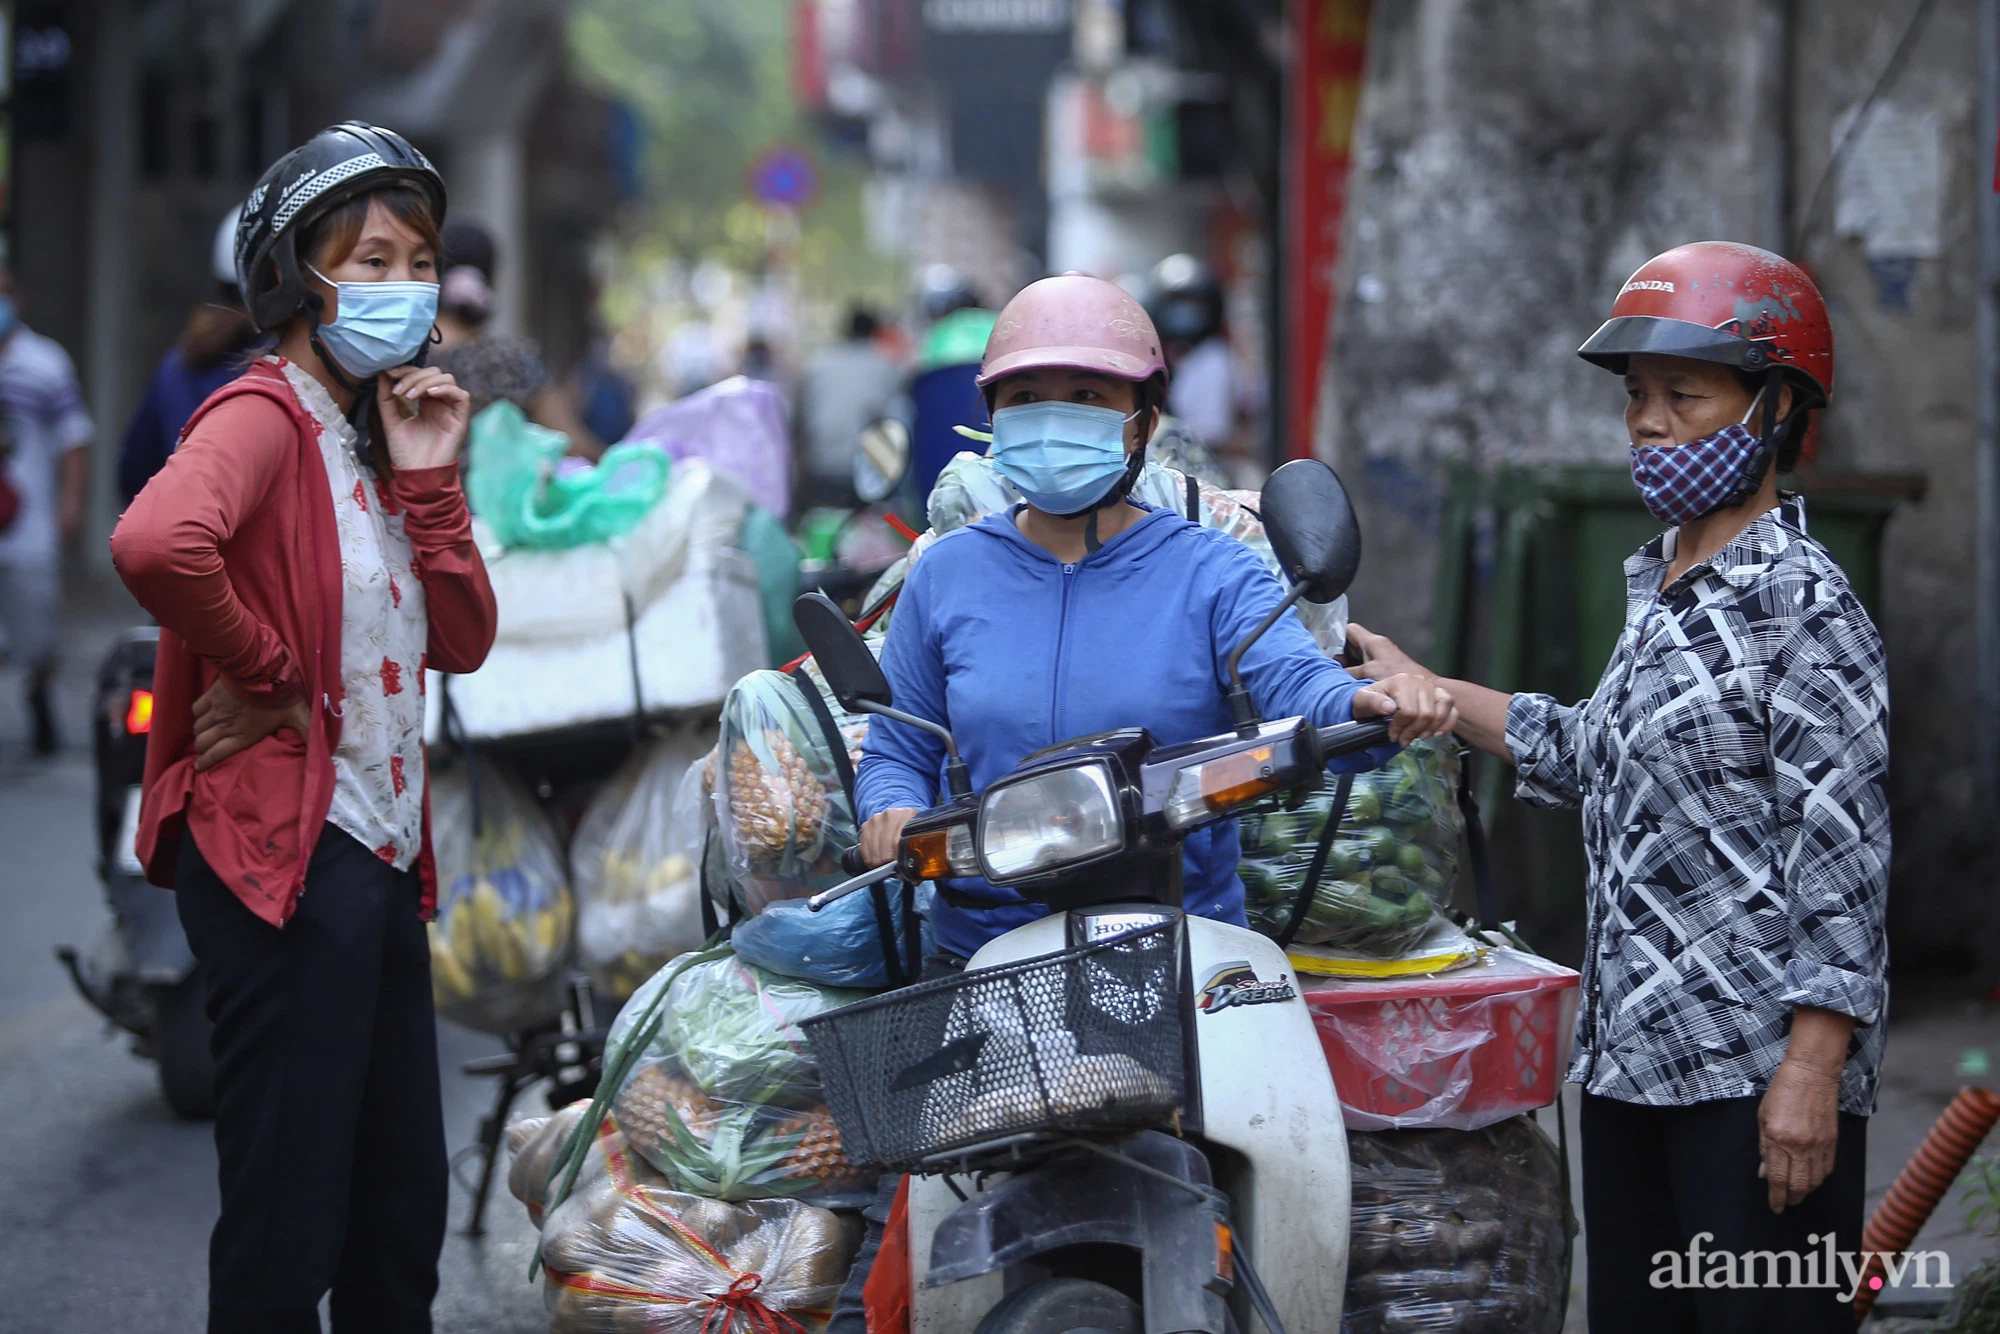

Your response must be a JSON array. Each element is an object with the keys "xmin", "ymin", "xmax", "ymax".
[
  {"xmin": 303, "ymin": 292, "xmax": 382, "ymax": 466},
  {"xmin": 1714, "ymin": 365, "xmax": 1785, "ymax": 513},
  {"xmin": 1080, "ymin": 445, "xmax": 1149, "ymax": 555}
]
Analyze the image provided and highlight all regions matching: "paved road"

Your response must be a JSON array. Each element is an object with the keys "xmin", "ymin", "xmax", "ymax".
[{"xmin": 0, "ymin": 584, "xmax": 549, "ymax": 1333}]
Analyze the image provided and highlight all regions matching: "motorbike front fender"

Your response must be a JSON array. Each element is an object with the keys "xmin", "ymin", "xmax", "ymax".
[{"xmin": 926, "ymin": 1131, "xmax": 1231, "ymax": 1334}]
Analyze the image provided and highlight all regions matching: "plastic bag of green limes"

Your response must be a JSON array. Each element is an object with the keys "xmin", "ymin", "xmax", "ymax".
[{"xmin": 1237, "ymin": 739, "xmax": 1463, "ymax": 957}]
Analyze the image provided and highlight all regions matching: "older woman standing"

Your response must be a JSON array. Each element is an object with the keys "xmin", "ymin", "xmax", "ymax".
[
  {"xmin": 112, "ymin": 123, "xmax": 495, "ymax": 1333},
  {"xmin": 1349, "ymin": 243, "xmax": 1889, "ymax": 1333}
]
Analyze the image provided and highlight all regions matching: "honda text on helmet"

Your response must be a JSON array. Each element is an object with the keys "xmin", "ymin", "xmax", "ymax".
[
  {"xmin": 975, "ymin": 274, "xmax": 1168, "ymax": 542},
  {"xmin": 1577, "ymin": 241, "xmax": 1832, "ymax": 526},
  {"xmin": 235, "ymin": 121, "xmax": 448, "ymax": 396}
]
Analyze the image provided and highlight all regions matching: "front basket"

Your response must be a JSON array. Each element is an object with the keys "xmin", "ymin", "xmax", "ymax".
[{"xmin": 801, "ymin": 921, "xmax": 1189, "ymax": 1173}]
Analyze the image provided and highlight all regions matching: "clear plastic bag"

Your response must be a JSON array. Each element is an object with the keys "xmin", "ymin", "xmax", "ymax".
[
  {"xmin": 467, "ymin": 401, "xmax": 672, "ymax": 551},
  {"xmin": 428, "ymin": 760, "xmax": 574, "ymax": 1033},
  {"xmin": 571, "ymin": 730, "xmax": 716, "ymax": 1003},
  {"xmin": 597, "ymin": 951, "xmax": 874, "ymax": 1207},
  {"xmin": 714, "ymin": 663, "xmax": 871, "ymax": 915},
  {"xmin": 509, "ymin": 1101, "xmax": 666, "ymax": 1230},
  {"xmin": 1239, "ymin": 740, "xmax": 1462, "ymax": 957},
  {"xmin": 1343, "ymin": 1115, "xmax": 1568, "ymax": 1334},
  {"xmin": 541, "ymin": 1113, "xmax": 860, "ymax": 1334}
]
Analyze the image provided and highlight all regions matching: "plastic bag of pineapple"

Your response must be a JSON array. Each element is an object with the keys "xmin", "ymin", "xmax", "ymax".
[
  {"xmin": 429, "ymin": 760, "xmax": 574, "ymax": 1033},
  {"xmin": 713, "ymin": 660, "xmax": 872, "ymax": 916},
  {"xmin": 538, "ymin": 946, "xmax": 876, "ymax": 1216},
  {"xmin": 1238, "ymin": 739, "xmax": 1464, "ymax": 958},
  {"xmin": 571, "ymin": 728, "xmax": 716, "ymax": 1002},
  {"xmin": 539, "ymin": 1110, "xmax": 859, "ymax": 1334}
]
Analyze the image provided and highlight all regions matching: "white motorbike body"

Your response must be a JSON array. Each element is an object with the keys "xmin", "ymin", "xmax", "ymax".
[{"xmin": 908, "ymin": 911, "xmax": 1350, "ymax": 1333}]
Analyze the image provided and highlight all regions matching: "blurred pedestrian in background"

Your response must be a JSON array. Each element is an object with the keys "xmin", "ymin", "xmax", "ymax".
[
  {"xmin": 798, "ymin": 304, "xmax": 901, "ymax": 509},
  {"xmin": 430, "ymin": 219, "xmax": 603, "ymax": 459},
  {"xmin": 118, "ymin": 207, "xmax": 262, "ymax": 503},
  {"xmin": 1149, "ymin": 253, "xmax": 1238, "ymax": 452},
  {"xmin": 0, "ymin": 258, "xmax": 95, "ymax": 756}
]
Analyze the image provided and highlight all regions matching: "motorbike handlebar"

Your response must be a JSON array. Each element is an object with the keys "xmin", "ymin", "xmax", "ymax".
[
  {"xmin": 840, "ymin": 845, "xmax": 872, "ymax": 877},
  {"xmin": 1315, "ymin": 719, "xmax": 1395, "ymax": 758},
  {"xmin": 806, "ymin": 861, "xmax": 900, "ymax": 913}
]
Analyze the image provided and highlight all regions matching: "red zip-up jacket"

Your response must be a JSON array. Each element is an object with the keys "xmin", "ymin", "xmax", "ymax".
[{"xmin": 110, "ymin": 360, "xmax": 496, "ymax": 926}]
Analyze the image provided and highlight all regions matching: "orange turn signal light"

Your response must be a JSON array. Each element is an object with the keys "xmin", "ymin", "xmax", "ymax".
[
  {"xmin": 1197, "ymin": 745, "xmax": 1281, "ymax": 812},
  {"xmin": 1215, "ymin": 1221, "xmax": 1235, "ymax": 1283},
  {"xmin": 902, "ymin": 828, "xmax": 955, "ymax": 881}
]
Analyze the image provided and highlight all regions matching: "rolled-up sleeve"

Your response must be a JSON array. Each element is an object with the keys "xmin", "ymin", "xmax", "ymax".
[
  {"xmin": 1506, "ymin": 691, "xmax": 1585, "ymax": 809},
  {"xmin": 1768, "ymin": 595, "xmax": 1890, "ymax": 1026}
]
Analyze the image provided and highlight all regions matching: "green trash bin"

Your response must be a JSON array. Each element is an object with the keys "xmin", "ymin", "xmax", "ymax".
[{"xmin": 1431, "ymin": 463, "xmax": 1921, "ymax": 961}]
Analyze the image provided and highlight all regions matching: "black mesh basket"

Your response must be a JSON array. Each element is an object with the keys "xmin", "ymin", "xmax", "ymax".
[{"xmin": 800, "ymin": 921, "xmax": 1189, "ymax": 1173}]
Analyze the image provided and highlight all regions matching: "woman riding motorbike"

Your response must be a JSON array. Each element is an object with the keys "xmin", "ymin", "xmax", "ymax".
[
  {"xmin": 853, "ymin": 273, "xmax": 1456, "ymax": 968},
  {"xmin": 1345, "ymin": 242, "xmax": 1888, "ymax": 1333},
  {"xmin": 111, "ymin": 121, "xmax": 496, "ymax": 1331}
]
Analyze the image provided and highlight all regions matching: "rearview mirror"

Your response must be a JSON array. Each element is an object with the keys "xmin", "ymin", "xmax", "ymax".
[
  {"xmin": 1258, "ymin": 459, "xmax": 1360, "ymax": 604},
  {"xmin": 793, "ymin": 593, "xmax": 892, "ymax": 710},
  {"xmin": 854, "ymin": 418, "xmax": 911, "ymax": 505}
]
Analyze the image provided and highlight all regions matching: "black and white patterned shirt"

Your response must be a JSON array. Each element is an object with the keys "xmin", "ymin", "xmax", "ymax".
[{"xmin": 1506, "ymin": 497, "xmax": 1889, "ymax": 1114}]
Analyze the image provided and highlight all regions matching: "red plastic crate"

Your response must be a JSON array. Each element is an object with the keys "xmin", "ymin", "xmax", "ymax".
[{"xmin": 1302, "ymin": 949, "xmax": 1580, "ymax": 1132}]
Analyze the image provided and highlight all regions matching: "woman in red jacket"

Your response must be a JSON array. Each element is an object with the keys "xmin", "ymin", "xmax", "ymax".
[{"xmin": 111, "ymin": 122, "xmax": 496, "ymax": 1334}]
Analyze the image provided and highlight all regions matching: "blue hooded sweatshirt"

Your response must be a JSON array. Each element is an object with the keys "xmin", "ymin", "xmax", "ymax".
[{"xmin": 855, "ymin": 503, "xmax": 1393, "ymax": 961}]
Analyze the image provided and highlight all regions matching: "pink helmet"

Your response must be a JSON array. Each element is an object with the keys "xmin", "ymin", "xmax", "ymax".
[{"xmin": 976, "ymin": 274, "xmax": 1168, "ymax": 390}]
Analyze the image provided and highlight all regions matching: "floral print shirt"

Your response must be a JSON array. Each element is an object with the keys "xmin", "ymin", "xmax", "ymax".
[{"xmin": 276, "ymin": 358, "xmax": 429, "ymax": 869}]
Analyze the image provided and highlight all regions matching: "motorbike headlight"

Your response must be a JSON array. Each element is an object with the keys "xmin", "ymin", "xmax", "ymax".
[{"xmin": 978, "ymin": 761, "xmax": 1123, "ymax": 883}]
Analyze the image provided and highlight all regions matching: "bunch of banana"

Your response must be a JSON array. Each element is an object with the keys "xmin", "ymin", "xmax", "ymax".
[{"xmin": 429, "ymin": 865, "xmax": 574, "ymax": 1009}]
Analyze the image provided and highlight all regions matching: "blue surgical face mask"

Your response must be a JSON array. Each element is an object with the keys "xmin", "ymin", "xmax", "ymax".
[
  {"xmin": 988, "ymin": 400, "xmax": 1140, "ymax": 516},
  {"xmin": 307, "ymin": 263, "xmax": 439, "ymax": 378}
]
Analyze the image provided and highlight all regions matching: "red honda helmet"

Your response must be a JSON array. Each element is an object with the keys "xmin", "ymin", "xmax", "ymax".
[{"xmin": 1578, "ymin": 241, "xmax": 1833, "ymax": 409}]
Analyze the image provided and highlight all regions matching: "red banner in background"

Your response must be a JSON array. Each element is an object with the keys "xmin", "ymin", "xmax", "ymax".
[{"xmin": 1286, "ymin": 0, "xmax": 1371, "ymax": 460}]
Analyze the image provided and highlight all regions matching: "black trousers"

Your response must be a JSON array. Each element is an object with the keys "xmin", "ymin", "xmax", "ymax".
[
  {"xmin": 1581, "ymin": 1091, "xmax": 1866, "ymax": 1334},
  {"xmin": 176, "ymin": 824, "xmax": 448, "ymax": 1334}
]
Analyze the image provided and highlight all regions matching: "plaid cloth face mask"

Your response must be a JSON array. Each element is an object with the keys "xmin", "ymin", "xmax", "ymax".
[{"xmin": 1629, "ymin": 390, "xmax": 1767, "ymax": 527}]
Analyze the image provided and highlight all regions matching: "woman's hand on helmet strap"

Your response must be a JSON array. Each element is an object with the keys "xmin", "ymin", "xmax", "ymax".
[
  {"xmin": 377, "ymin": 364, "xmax": 469, "ymax": 471},
  {"xmin": 1352, "ymin": 672, "xmax": 1459, "ymax": 745}
]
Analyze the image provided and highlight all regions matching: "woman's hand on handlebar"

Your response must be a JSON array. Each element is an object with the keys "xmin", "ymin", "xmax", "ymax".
[
  {"xmin": 1352, "ymin": 673, "xmax": 1459, "ymax": 745},
  {"xmin": 860, "ymin": 807, "xmax": 920, "ymax": 868},
  {"xmin": 1343, "ymin": 621, "xmax": 1517, "ymax": 760}
]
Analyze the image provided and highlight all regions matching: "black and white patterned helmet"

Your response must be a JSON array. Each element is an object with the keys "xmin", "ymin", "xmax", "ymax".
[{"xmin": 235, "ymin": 122, "xmax": 447, "ymax": 331}]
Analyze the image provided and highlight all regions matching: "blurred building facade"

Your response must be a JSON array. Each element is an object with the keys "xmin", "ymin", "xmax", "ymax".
[{"xmin": 11, "ymin": 0, "xmax": 626, "ymax": 567}]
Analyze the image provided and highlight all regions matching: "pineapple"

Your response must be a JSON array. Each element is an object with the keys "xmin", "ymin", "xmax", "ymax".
[
  {"xmin": 615, "ymin": 1063, "xmax": 725, "ymax": 1171},
  {"xmin": 770, "ymin": 1106, "xmax": 871, "ymax": 1192},
  {"xmin": 727, "ymin": 734, "xmax": 827, "ymax": 869}
]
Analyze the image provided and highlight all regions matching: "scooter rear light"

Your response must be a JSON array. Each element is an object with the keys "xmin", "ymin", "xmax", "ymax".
[
  {"xmin": 126, "ymin": 689, "xmax": 154, "ymax": 735},
  {"xmin": 1214, "ymin": 1222, "xmax": 1235, "ymax": 1284},
  {"xmin": 1164, "ymin": 746, "xmax": 1281, "ymax": 827}
]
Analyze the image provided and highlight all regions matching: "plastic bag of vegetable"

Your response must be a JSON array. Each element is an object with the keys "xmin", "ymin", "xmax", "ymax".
[
  {"xmin": 562, "ymin": 949, "xmax": 875, "ymax": 1209},
  {"xmin": 1238, "ymin": 740, "xmax": 1462, "ymax": 957},
  {"xmin": 541, "ymin": 1113, "xmax": 860, "ymax": 1334},
  {"xmin": 713, "ymin": 658, "xmax": 871, "ymax": 916},
  {"xmin": 1343, "ymin": 1115, "xmax": 1568, "ymax": 1334},
  {"xmin": 428, "ymin": 759, "xmax": 573, "ymax": 1033},
  {"xmin": 571, "ymin": 729, "xmax": 716, "ymax": 1002}
]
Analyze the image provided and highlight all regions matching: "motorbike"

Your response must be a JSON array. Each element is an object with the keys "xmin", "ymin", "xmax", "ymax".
[
  {"xmin": 790, "ymin": 458, "xmax": 1388, "ymax": 1334},
  {"xmin": 57, "ymin": 625, "xmax": 216, "ymax": 1119}
]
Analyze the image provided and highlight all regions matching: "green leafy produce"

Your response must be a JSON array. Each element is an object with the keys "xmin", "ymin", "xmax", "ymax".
[{"xmin": 1238, "ymin": 740, "xmax": 1463, "ymax": 957}]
